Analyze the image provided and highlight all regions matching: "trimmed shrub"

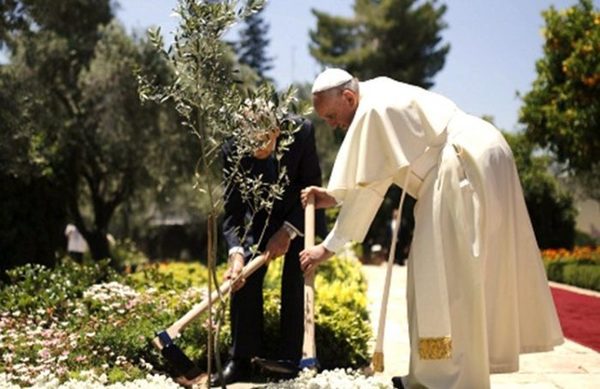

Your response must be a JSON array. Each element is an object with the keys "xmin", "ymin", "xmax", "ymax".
[
  {"xmin": 542, "ymin": 247, "xmax": 600, "ymax": 291},
  {"xmin": 562, "ymin": 263, "xmax": 600, "ymax": 291}
]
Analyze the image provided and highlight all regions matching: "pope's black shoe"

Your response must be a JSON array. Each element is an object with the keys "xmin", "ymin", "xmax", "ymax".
[
  {"xmin": 210, "ymin": 358, "xmax": 252, "ymax": 387},
  {"xmin": 392, "ymin": 376, "xmax": 404, "ymax": 388}
]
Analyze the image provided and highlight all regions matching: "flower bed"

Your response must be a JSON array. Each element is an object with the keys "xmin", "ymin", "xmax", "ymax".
[
  {"xmin": 0, "ymin": 369, "xmax": 394, "ymax": 389},
  {"xmin": 264, "ymin": 368, "xmax": 390, "ymax": 388},
  {"xmin": 0, "ymin": 255, "xmax": 372, "ymax": 387},
  {"xmin": 542, "ymin": 246, "xmax": 600, "ymax": 291}
]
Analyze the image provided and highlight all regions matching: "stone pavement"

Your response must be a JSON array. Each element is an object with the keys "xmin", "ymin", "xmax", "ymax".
[{"xmin": 363, "ymin": 263, "xmax": 600, "ymax": 389}]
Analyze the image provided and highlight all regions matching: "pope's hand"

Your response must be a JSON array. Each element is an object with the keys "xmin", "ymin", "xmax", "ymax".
[
  {"xmin": 224, "ymin": 253, "xmax": 246, "ymax": 292},
  {"xmin": 301, "ymin": 186, "xmax": 337, "ymax": 209},
  {"xmin": 299, "ymin": 243, "xmax": 333, "ymax": 273}
]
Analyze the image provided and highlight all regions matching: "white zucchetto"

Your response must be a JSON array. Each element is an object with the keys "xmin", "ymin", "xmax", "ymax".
[{"xmin": 311, "ymin": 68, "xmax": 354, "ymax": 93}]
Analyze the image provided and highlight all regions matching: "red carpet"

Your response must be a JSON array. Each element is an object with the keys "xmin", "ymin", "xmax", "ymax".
[{"xmin": 550, "ymin": 286, "xmax": 600, "ymax": 352}]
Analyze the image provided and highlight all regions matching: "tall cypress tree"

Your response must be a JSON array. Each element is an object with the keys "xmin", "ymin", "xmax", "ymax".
[{"xmin": 236, "ymin": 8, "xmax": 273, "ymax": 80}]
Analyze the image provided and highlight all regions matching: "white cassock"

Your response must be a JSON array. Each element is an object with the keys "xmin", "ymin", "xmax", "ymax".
[{"xmin": 322, "ymin": 77, "xmax": 564, "ymax": 389}]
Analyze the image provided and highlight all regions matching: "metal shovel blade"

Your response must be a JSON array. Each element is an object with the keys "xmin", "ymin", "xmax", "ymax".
[
  {"xmin": 161, "ymin": 343, "xmax": 203, "ymax": 380},
  {"xmin": 156, "ymin": 330, "xmax": 203, "ymax": 380}
]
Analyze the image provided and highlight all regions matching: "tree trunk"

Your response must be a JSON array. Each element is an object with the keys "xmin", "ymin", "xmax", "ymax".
[{"xmin": 85, "ymin": 230, "xmax": 112, "ymax": 261}]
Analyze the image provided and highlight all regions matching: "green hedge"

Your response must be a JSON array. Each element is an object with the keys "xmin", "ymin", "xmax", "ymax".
[
  {"xmin": 0, "ymin": 255, "xmax": 371, "ymax": 386},
  {"xmin": 544, "ymin": 259, "xmax": 600, "ymax": 291}
]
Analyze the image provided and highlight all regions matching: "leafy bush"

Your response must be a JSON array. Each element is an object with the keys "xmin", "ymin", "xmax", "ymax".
[
  {"xmin": 562, "ymin": 263, "xmax": 600, "ymax": 291},
  {"xmin": 264, "ymin": 254, "xmax": 372, "ymax": 368},
  {"xmin": 542, "ymin": 246, "xmax": 600, "ymax": 291},
  {"xmin": 0, "ymin": 255, "xmax": 371, "ymax": 386},
  {"xmin": 0, "ymin": 257, "xmax": 117, "ymax": 315},
  {"xmin": 111, "ymin": 239, "xmax": 149, "ymax": 272},
  {"xmin": 504, "ymin": 132, "xmax": 577, "ymax": 249}
]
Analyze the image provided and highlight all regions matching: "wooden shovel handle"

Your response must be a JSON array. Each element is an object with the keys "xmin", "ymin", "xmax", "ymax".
[
  {"xmin": 152, "ymin": 254, "xmax": 268, "ymax": 350},
  {"xmin": 372, "ymin": 177, "xmax": 410, "ymax": 372},
  {"xmin": 301, "ymin": 194, "xmax": 317, "ymax": 361}
]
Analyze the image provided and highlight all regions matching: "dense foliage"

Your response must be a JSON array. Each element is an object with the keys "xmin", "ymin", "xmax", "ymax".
[
  {"xmin": 504, "ymin": 132, "xmax": 576, "ymax": 249},
  {"xmin": 519, "ymin": 0, "xmax": 600, "ymax": 201},
  {"xmin": 0, "ymin": 0, "xmax": 193, "ymax": 264},
  {"xmin": 0, "ymin": 255, "xmax": 372, "ymax": 386}
]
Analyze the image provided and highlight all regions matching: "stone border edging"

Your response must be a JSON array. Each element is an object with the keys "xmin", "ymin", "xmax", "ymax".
[{"xmin": 549, "ymin": 281, "xmax": 600, "ymax": 298}]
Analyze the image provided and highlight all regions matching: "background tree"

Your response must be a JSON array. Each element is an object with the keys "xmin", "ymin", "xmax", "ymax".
[
  {"xmin": 503, "ymin": 131, "xmax": 577, "ymax": 249},
  {"xmin": 310, "ymin": 0, "xmax": 449, "ymax": 88},
  {"xmin": 0, "ymin": 0, "xmax": 112, "ymax": 263},
  {"xmin": 0, "ymin": 68, "xmax": 68, "ymax": 274},
  {"xmin": 0, "ymin": 0, "xmax": 112, "ymax": 270},
  {"xmin": 235, "ymin": 6, "xmax": 273, "ymax": 80},
  {"xmin": 0, "ymin": 0, "xmax": 191, "ymax": 263},
  {"xmin": 71, "ymin": 22, "xmax": 190, "ymax": 260},
  {"xmin": 519, "ymin": 0, "xmax": 600, "ymax": 202}
]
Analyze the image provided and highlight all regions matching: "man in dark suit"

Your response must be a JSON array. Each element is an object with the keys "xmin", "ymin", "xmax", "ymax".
[{"xmin": 212, "ymin": 116, "xmax": 325, "ymax": 386}]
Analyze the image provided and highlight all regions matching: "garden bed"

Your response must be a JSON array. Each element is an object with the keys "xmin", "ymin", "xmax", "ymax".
[{"xmin": 0, "ymin": 255, "xmax": 374, "ymax": 387}]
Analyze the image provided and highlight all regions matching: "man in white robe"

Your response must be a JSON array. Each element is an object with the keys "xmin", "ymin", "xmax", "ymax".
[{"xmin": 299, "ymin": 68, "xmax": 563, "ymax": 389}]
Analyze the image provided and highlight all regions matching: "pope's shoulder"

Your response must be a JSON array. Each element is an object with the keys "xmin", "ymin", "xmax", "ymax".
[{"xmin": 357, "ymin": 77, "xmax": 431, "ymax": 115}]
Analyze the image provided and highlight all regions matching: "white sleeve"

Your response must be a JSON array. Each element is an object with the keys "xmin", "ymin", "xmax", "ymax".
[{"xmin": 323, "ymin": 177, "xmax": 392, "ymax": 253}]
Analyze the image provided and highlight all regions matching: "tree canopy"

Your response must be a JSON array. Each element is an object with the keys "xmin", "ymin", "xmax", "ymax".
[
  {"xmin": 0, "ymin": 0, "xmax": 192, "ymax": 263},
  {"xmin": 504, "ymin": 131, "xmax": 576, "ymax": 249},
  {"xmin": 519, "ymin": 0, "xmax": 599, "ymax": 200},
  {"xmin": 309, "ymin": 0, "xmax": 449, "ymax": 88}
]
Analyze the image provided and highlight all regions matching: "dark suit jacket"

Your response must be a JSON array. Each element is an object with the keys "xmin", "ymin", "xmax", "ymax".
[{"xmin": 222, "ymin": 118, "xmax": 325, "ymax": 254}]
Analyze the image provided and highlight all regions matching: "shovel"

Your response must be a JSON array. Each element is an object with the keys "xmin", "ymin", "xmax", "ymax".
[
  {"xmin": 372, "ymin": 179, "xmax": 410, "ymax": 372},
  {"xmin": 152, "ymin": 253, "xmax": 268, "ymax": 381},
  {"xmin": 254, "ymin": 193, "xmax": 319, "ymax": 376}
]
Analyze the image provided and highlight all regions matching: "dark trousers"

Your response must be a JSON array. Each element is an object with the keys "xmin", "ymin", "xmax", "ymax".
[{"xmin": 230, "ymin": 238, "xmax": 304, "ymax": 363}]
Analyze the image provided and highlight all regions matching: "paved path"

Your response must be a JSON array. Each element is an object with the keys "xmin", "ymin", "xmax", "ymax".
[{"xmin": 363, "ymin": 263, "xmax": 600, "ymax": 388}]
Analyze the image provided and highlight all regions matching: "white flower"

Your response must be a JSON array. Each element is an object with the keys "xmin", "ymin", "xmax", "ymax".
[
  {"xmin": 264, "ymin": 368, "xmax": 392, "ymax": 389},
  {"xmin": 0, "ymin": 370, "xmax": 188, "ymax": 389}
]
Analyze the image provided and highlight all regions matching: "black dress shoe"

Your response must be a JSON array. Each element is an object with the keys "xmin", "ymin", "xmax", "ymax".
[
  {"xmin": 392, "ymin": 376, "xmax": 404, "ymax": 388},
  {"xmin": 210, "ymin": 358, "xmax": 252, "ymax": 386}
]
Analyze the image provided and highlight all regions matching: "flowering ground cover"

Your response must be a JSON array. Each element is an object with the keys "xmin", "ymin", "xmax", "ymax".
[{"xmin": 0, "ymin": 255, "xmax": 375, "ymax": 387}]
